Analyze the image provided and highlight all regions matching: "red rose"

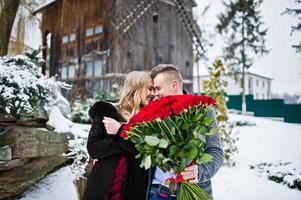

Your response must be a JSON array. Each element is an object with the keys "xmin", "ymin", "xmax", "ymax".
[{"xmin": 171, "ymin": 102, "xmax": 184, "ymax": 115}]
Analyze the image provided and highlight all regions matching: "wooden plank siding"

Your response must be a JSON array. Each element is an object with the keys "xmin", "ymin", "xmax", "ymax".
[{"xmin": 37, "ymin": 0, "xmax": 195, "ymax": 98}]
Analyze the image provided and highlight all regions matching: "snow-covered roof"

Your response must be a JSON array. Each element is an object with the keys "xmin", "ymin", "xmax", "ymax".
[
  {"xmin": 194, "ymin": 66, "xmax": 272, "ymax": 80},
  {"xmin": 33, "ymin": 0, "xmax": 61, "ymax": 14},
  {"xmin": 246, "ymin": 68, "xmax": 272, "ymax": 80}
]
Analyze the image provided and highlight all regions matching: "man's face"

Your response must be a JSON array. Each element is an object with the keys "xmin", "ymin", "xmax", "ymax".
[{"xmin": 153, "ymin": 73, "xmax": 177, "ymax": 99}]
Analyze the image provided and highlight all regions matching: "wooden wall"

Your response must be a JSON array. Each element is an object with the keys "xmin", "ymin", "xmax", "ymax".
[
  {"xmin": 39, "ymin": 0, "xmax": 194, "ymax": 96},
  {"xmin": 112, "ymin": 0, "xmax": 194, "ymax": 90}
]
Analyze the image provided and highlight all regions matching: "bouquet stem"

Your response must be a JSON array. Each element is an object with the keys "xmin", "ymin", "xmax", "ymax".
[{"xmin": 178, "ymin": 181, "xmax": 212, "ymax": 200}]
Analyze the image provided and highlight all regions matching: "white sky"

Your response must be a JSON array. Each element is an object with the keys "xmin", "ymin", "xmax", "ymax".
[{"xmin": 194, "ymin": 0, "xmax": 301, "ymax": 95}]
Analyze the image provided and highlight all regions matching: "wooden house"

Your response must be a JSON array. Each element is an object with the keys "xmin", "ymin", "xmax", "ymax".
[{"xmin": 35, "ymin": 0, "xmax": 202, "ymax": 97}]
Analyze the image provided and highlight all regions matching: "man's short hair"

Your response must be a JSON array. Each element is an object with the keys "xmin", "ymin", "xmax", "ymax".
[{"xmin": 150, "ymin": 64, "xmax": 183, "ymax": 89}]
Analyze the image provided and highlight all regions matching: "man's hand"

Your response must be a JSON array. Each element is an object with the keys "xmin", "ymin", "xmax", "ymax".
[
  {"xmin": 181, "ymin": 164, "xmax": 198, "ymax": 183},
  {"xmin": 102, "ymin": 117, "xmax": 121, "ymax": 135}
]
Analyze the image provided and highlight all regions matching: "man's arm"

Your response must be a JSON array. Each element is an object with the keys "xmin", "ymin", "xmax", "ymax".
[
  {"xmin": 198, "ymin": 107, "xmax": 224, "ymax": 182},
  {"xmin": 181, "ymin": 107, "xmax": 224, "ymax": 183}
]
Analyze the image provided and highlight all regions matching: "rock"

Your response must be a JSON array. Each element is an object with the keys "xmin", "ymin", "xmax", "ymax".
[
  {"xmin": 0, "ymin": 126, "xmax": 68, "ymax": 159},
  {"xmin": 0, "ymin": 146, "xmax": 11, "ymax": 161},
  {"xmin": 0, "ymin": 156, "xmax": 69, "ymax": 199},
  {"xmin": 0, "ymin": 125, "xmax": 70, "ymax": 199},
  {"xmin": 0, "ymin": 159, "xmax": 29, "ymax": 171}
]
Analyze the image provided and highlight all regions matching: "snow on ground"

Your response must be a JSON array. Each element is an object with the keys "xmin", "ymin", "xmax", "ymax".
[
  {"xmin": 18, "ymin": 114, "xmax": 301, "ymax": 199},
  {"xmin": 212, "ymin": 114, "xmax": 301, "ymax": 200},
  {"xmin": 19, "ymin": 166, "xmax": 77, "ymax": 200}
]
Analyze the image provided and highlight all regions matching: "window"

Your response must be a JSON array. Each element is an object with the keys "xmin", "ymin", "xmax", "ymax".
[
  {"xmin": 185, "ymin": 61, "xmax": 190, "ymax": 68},
  {"xmin": 127, "ymin": 51, "xmax": 132, "ymax": 59},
  {"xmin": 158, "ymin": 56, "xmax": 163, "ymax": 63},
  {"xmin": 61, "ymin": 64, "xmax": 76, "ymax": 80},
  {"xmin": 69, "ymin": 33, "xmax": 76, "ymax": 42},
  {"xmin": 85, "ymin": 59, "xmax": 103, "ymax": 77},
  {"xmin": 153, "ymin": 13, "xmax": 159, "ymax": 23},
  {"xmin": 86, "ymin": 25, "xmax": 104, "ymax": 37},
  {"xmin": 86, "ymin": 62, "xmax": 94, "ymax": 77},
  {"xmin": 248, "ymin": 78, "xmax": 251, "ymax": 88},
  {"xmin": 62, "ymin": 33, "xmax": 76, "ymax": 44},
  {"xmin": 95, "ymin": 25, "xmax": 103, "ymax": 34},
  {"xmin": 94, "ymin": 60, "xmax": 103, "ymax": 76},
  {"xmin": 62, "ymin": 36, "xmax": 69, "ymax": 44},
  {"xmin": 61, "ymin": 65, "xmax": 68, "ymax": 79},
  {"xmin": 86, "ymin": 28, "xmax": 94, "ymax": 37},
  {"xmin": 262, "ymin": 81, "xmax": 265, "ymax": 88},
  {"xmin": 68, "ymin": 64, "xmax": 76, "ymax": 78},
  {"xmin": 256, "ymin": 79, "xmax": 259, "ymax": 87}
]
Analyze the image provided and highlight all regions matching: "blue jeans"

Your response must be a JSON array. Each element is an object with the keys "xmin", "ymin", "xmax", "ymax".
[{"xmin": 148, "ymin": 185, "xmax": 177, "ymax": 200}]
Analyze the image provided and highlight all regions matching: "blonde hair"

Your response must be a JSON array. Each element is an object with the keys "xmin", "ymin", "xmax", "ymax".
[{"xmin": 118, "ymin": 71, "xmax": 151, "ymax": 120}]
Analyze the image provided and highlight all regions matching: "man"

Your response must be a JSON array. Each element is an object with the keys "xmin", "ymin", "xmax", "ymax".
[{"xmin": 147, "ymin": 64, "xmax": 224, "ymax": 200}]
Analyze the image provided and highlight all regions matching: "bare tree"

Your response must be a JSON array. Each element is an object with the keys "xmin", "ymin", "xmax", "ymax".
[{"xmin": 0, "ymin": 0, "xmax": 20, "ymax": 56}]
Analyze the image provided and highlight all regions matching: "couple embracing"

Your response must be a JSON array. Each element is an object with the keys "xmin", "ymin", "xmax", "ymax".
[{"xmin": 83, "ymin": 64, "xmax": 224, "ymax": 200}]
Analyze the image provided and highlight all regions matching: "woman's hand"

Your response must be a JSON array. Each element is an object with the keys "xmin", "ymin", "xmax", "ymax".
[{"xmin": 102, "ymin": 117, "xmax": 122, "ymax": 135}]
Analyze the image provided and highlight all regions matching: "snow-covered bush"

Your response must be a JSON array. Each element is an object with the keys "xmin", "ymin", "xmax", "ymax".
[
  {"xmin": 234, "ymin": 120, "xmax": 256, "ymax": 126},
  {"xmin": 71, "ymin": 99, "xmax": 93, "ymax": 124},
  {"xmin": 250, "ymin": 161, "xmax": 301, "ymax": 191},
  {"xmin": 71, "ymin": 84, "xmax": 121, "ymax": 124},
  {"xmin": 68, "ymin": 138, "xmax": 89, "ymax": 178},
  {"xmin": 0, "ymin": 55, "xmax": 55, "ymax": 119}
]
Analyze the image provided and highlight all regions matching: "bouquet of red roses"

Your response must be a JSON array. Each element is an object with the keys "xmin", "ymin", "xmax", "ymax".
[{"xmin": 121, "ymin": 94, "xmax": 217, "ymax": 200}]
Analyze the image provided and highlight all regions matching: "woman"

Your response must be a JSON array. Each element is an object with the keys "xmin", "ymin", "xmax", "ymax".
[{"xmin": 83, "ymin": 71, "xmax": 154, "ymax": 200}]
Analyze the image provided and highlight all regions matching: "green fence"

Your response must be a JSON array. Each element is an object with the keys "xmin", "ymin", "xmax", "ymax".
[
  {"xmin": 227, "ymin": 95, "xmax": 301, "ymax": 123},
  {"xmin": 284, "ymin": 104, "xmax": 301, "ymax": 123},
  {"xmin": 253, "ymin": 99, "xmax": 284, "ymax": 117},
  {"xmin": 226, "ymin": 95, "xmax": 255, "ymax": 111}
]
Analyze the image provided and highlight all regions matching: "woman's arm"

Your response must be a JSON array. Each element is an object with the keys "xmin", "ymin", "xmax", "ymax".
[
  {"xmin": 103, "ymin": 117, "xmax": 137, "ymax": 155},
  {"xmin": 87, "ymin": 120, "xmax": 124, "ymax": 160}
]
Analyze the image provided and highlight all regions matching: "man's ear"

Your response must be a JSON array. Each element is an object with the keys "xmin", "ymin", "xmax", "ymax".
[{"xmin": 172, "ymin": 80, "xmax": 179, "ymax": 90}]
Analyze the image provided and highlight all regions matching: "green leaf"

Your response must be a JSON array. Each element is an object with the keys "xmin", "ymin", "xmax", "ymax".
[
  {"xmin": 183, "ymin": 122, "xmax": 190, "ymax": 129},
  {"xmin": 192, "ymin": 113, "xmax": 202, "ymax": 122},
  {"xmin": 144, "ymin": 136, "xmax": 160, "ymax": 146},
  {"xmin": 171, "ymin": 127, "xmax": 176, "ymax": 135},
  {"xmin": 204, "ymin": 117, "xmax": 213, "ymax": 126},
  {"xmin": 197, "ymin": 126, "xmax": 207, "ymax": 135},
  {"xmin": 144, "ymin": 155, "xmax": 152, "ymax": 169},
  {"xmin": 168, "ymin": 145, "xmax": 177, "ymax": 157},
  {"xmin": 197, "ymin": 134, "xmax": 206, "ymax": 143},
  {"xmin": 159, "ymin": 139, "xmax": 168, "ymax": 148},
  {"xmin": 200, "ymin": 153, "xmax": 213, "ymax": 163},
  {"xmin": 187, "ymin": 146, "xmax": 198, "ymax": 160},
  {"xmin": 207, "ymin": 127, "xmax": 218, "ymax": 136},
  {"xmin": 162, "ymin": 158, "xmax": 171, "ymax": 164}
]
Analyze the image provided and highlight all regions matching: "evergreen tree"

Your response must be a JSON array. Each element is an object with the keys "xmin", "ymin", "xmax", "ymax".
[
  {"xmin": 284, "ymin": 0, "xmax": 301, "ymax": 53},
  {"xmin": 0, "ymin": 55, "xmax": 54, "ymax": 119},
  {"xmin": 203, "ymin": 59, "xmax": 238, "ymax": 166},
  {"xmin": 216, "ymin": 0, "xmax": 269, "ymax": 113}
]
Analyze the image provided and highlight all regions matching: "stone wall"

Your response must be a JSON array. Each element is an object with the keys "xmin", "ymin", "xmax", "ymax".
[{"xmin": 0, "ymin": 126, "xmax": 70, "ymax": 199}]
